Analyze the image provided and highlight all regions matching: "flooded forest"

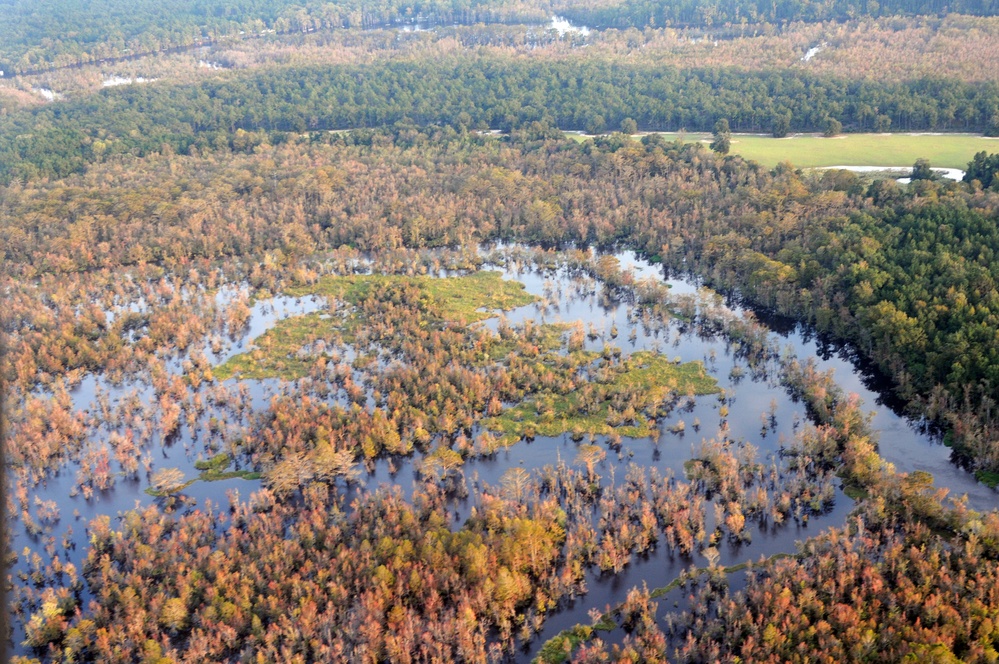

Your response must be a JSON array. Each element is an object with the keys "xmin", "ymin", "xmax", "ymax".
[{"xmin": 4, "ymin": 2, "xmax": 999, "ymax": 663}]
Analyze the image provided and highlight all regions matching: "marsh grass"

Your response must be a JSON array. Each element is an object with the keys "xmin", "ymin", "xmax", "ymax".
[
  {"xmin": 193, "ymin": 453, "xmax": 263, "ymax": 481},
  {"xmin": 216, "ymin": 272, "xmax": 537, "ymax": 380},
  {"xmin": 485, "ymin": 351, "xmax": 719, "ymax": 443}
]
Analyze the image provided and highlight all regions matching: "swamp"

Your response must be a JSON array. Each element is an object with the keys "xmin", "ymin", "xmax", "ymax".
[{"xmin": 6, "ymin": 243, "xmax": 993, "ymax": 661}]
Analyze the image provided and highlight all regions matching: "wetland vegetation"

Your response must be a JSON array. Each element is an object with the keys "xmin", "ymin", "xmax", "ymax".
[
  {"xmin": 4, "ymin": 1, "xmax": 999, "ymax": 662},
  {"xmin": 5, "ymin": 246, "xmax": 867, "ymax": 661}
]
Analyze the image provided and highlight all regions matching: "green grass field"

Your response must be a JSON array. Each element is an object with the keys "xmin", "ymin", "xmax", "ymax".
[
  {"xmin": 721, "ymin": 133, "xmax": 995, "ymax": 169},
  {"xmin": 565, "ymin": 130, "xmax": 998, "ymax": 170}
]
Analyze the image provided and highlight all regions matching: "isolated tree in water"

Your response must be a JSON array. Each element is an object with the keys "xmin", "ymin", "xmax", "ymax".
[{"xmin": 149, "ymin": 467, "xmax": 188, "ymax": 495}]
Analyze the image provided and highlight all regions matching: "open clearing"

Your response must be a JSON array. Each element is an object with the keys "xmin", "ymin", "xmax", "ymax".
[
  {"xmin": 567, "ymin": 131, "xmax": 996, "ymax": 170},
  {"xmin": 721, "ymin": 133, "xmax": 995, "ymax": 169}
]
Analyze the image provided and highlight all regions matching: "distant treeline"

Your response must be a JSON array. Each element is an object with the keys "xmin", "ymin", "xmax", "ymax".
[
  {"xmin": 4, "ymin": 0, "xmax": 999, "ymax": 74},
  {"xmin": 0, "ymin": 0, "xmax": 550, "ymax": 74},
  {"xmin": 560, "ymin": 0, "xmax": 999, "ymax": 29},
  {"xmin": 4, "ymin": 57, "xmax": 999, "ymax": 183}
]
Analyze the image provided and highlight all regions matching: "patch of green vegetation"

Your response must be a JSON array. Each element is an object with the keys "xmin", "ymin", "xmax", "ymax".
[
  {"xmin": 975, "ymin": 470, "xmax": 999, "ymax": 489},
  {"xmin": 486, "ymin": 393, "xmax": 640, "ymax": 443},
  {"xmin": 591, "ymin": 613, "xmax": 617, "ymax": 631},
  {"xmin": 843, "ymin": 484, "xmax": 870, "ymax": 501},
  {"xmin": 216, "ymin": 272, "xmax": 537, "ymax": 380},
  {"xmin": 615, "ymin": 351, "xmax": 718, "ymax": 396},
  {"xmin": 649, "ymin": 552, "xmax": 799, "ymax": 599},
  {"xmin": 629, "ymin": 131, "xmax": 994, "ymax": 170},
  {"xmin": 200, "ymin": 470, "xmax": 263, "ymax": 482},
  {"xmin": 533, "ymin": 624, "xmax": 593, "ymax": 664},
  {"xmin": 184, "ymin": 453, "xmax": 263, "ymax": 481},
  {"xmin": 144, "ymin": 480, "xmax": 195, "ymax": 497},
  {"xmin": 421, "ymin": 270, "xmax": 537, "ymax": 322},
  {"xmin": 285, "ymin": 273, "xmax": 398, "ymax": 301},
  {"xmin": 352, "ymin": 353, "xmax": 378, "ymax": 370},
  {"xmin": 286, "ymin": 271, "xmax": 536, "ymax": 323},
  {"xmin": 214, "ymin": 311, "xmax": 333, "ymax": 381},
  {"xmin": 194, "ymin": 453, "xmax": 230, "ymax": 472},
  {"xmin": 482, "ymin": 323, "xmax": 572, "ymax": 362},
  {"xmin": 484, "ymin": 351, "xmax": 718, "ymax": 442}
]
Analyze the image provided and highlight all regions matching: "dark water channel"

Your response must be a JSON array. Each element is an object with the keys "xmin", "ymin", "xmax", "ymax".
[
  {"xmin": 7, "ymin": 247, "xmax": 995, "ymax": 659},
  {"xmin": 650, "ymin": 256, "xmax": 996, "ymax": 514}
]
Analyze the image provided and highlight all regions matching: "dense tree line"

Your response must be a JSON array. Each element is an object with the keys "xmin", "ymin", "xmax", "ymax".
[
  {"xmin": 5, "ymin": 0, "xmax": 999, "ymax": 75},
  {"xmin": 12, "ymin": 13, "xmax": 999, "ymax": 106},
  {"xmin": 967, "ymin": 149, "xmax": 999, "ymax": 188},
  {"xmin": 0, "ymin": 0, "xmax": 551, "ymax": 74},
  {"xmin": 649, "ymin": 143, "xmax": 999, "ymax": 474},
  {"xmin": 560, "ymin": 0, "xmax": 999, "ymax": 30},
  {"xmin": 4, "ymin": 55, "xmax": 999, "ymax": 183}
]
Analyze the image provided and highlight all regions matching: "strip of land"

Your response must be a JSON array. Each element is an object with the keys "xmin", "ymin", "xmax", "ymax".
[{"xmin": 566, "ymin": 131, "xmax": 997, "ymax": 170}]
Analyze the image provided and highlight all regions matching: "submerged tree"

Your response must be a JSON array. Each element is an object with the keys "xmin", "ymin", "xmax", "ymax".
[
  {"xmin": 575, "ymin": 444, "xmax": 606, "ymax": 481},
  {"xmin": 148, "ymin": 467, "xmax": 189, "ymax": 496}
]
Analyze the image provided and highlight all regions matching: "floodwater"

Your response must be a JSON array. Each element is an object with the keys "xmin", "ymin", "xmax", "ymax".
[
  {"xmin": 101, "ymin": 75, "xmax": 157, "ymax": 87},
  {"xmin": 7, "ymin": 247, "xmax": 995, "ymax": 660},
  {"xmin": 815, "ymin": 164, "xmax": 966, "ymax": 181},
  {"xmin": 801, "ymin": 42, "xmax": 827, "ymax": 62},
  {"xmin": 549, "ymin": 16, "xmax": 590, "ymax": 37}
]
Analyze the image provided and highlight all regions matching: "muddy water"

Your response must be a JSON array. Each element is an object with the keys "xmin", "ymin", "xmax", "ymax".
[{"xmin": 7, "ymin": 248, "xmax": 994, "ymax": 659}]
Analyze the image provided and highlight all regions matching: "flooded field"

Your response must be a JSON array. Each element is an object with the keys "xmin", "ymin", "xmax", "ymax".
[{"xmin": 7, "ymin": 245, "xmax": 994, "ymax": 659}]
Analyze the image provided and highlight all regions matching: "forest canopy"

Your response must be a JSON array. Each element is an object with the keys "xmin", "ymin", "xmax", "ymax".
[
  {"xmin": 559, "ymin": 0, "xmax": 999, "ymax": 30},
  {"xmin": 5, "ymin": 4, "xmax": 999, "ymax": 663},
  {"xmin": 5, "ymin": 0, "xmax": 999, "ymax": 74},
  {"xmin": 3, "ymin": 56, "xmax": 999, "ymax": 183}
]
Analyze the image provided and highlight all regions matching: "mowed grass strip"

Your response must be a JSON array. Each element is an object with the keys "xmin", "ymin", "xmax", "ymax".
[
  {"xmin": 725, "ymin": 133, "xmax": 996, "ymax": 169},
  {"xmin": 569, "ymin": 131, "xmax": 997, "ymax": 170}
]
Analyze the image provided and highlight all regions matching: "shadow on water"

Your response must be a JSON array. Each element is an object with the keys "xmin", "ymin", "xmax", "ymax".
[
  {"xmin": 659, "ymin": 263, "xmax": 994, "ymax": 512},
  {"xmin": 520, "ymin": 485, "xmax": 854, "ymax": 662}
]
